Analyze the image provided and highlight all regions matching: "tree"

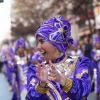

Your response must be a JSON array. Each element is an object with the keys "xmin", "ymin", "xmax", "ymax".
[
  {"xmin": 11, "ymin": 0, "xmax": 53, "ymax": 37},
  {"xmin": 11, "ymin": 0, "xmax": 94, "ymax": 37},
  {"xmin": 71, "ymin": 0, "xmax": 94, "ymax": 35}
]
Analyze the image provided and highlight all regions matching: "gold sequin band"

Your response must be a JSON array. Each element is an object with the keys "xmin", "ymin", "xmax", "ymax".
[
  {"xmin": 35, "ymin": 82, "xmax": 48, "ymax": 94},
  {"xmin": 62, "ymin": 78, "xmax": 72, "ymax": 92},
  {"xmin": 76, "ymin": 69, "xmax": 88, "ymax": 78}
]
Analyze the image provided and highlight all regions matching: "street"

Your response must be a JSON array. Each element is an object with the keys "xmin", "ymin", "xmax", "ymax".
[
  {"xmin": 0, "ymin": 73, "xmax": 13, "ymax": 100},
  {"xmin": 88, "ymin": 92, "xmax": 96, "ymax": 100},
  {"xmin": 0, "ymin": 72, "xmax": 97, "ymax": 100}
]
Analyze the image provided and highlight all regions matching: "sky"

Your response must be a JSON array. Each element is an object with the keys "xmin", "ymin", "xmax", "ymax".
[{"xmin": 0, "ymin": 0, "xmax": 11, "ymax": 42}]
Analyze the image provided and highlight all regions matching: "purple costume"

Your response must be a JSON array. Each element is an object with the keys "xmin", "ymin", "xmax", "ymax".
[
  {"xmin": 71, "ymin": 41, "xmax": 83, "ymax": 57},
  {"xmin": 2, "ymin": 47, "xmax": 15, "ymax": 86},
  {"xmin": 27, "ymin": 52, "xmax": 45, "ymax": 87},
  {"xmin": 15, "ymin": 38, "xmax": 29, "ymax": 100},
  {"xmin": 26, "ymin": 16, "xmax": 90, "ymax": 100},
  {"xmin": 1, "ymin": 47, "xmax": 18, "ymax": 100},
  {"xmin": 31, "ymin": 52, "xmax": 45, "ymax": 63},
  {"xmin": 91, "ymin": 35, "xmax": 100, "ymax": 93}
]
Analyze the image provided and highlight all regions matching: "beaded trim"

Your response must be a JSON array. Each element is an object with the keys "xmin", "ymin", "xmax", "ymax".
[{"xmin": 53, "ymin": 56, "xmax": 79, "ymax": 76}]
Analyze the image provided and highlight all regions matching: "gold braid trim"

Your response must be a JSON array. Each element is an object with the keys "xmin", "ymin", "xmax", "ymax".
[
  {"xmin": 62, "ymin": 78, "xmax": 72, "ymax": 93},
  {"xmin": 47, "ymin": 91, "xmax": 54, "ymax": 100},
  {"xmin": 76, "ymin": 69, "xmax": 88, "ymax": 78},
  {"xmin": 35, "ymin": 82, "xmax": 48, "ymax": 94},
  {"xmin": 47, "ymin": 82, "xmax": 62, "ymax": 100}
]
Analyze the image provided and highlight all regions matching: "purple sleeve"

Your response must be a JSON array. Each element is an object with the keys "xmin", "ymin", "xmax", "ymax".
[
  {"xmin": 26, "ymin": 65, "xmax": 46, "ymax": 100},
  {"xmin": 9, "ymin": 59, "xmax": 17, "ymax": 72},
  {"xmin": 91, "ymin": 50, "xmax": 100, "ymax": 61},
  {"xmin": 67, "ymin": 56, "xmax": 91, "ymax": 100},
  {"xmin": 91, "ymin": 50, "xmax": 95, "ymax": 58}
]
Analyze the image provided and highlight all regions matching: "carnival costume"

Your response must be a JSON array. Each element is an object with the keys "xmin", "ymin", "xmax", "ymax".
[
  {"xmin": 70, "ymin": 40, "xmax": 83, "ymax": 57},
  {"xmin": 15, "ymin": 38, "xmax": 29, "ymax": 100},
  {"xmin": 91, "ymin": 35, "xmax": 100, "ymax": 98},
  {"xmin": 26, "ymin": 16, "xmax": 90, "ymax": 100}
]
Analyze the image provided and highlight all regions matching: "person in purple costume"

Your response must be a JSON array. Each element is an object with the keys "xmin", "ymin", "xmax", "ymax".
[
  {"xmin": 26, "ymin": 16, "xmax": 90, "ymax": 100},
  {"xmin": 91, "ymin": 34, "xmax": 100, "ymax": 100},
  {"xmin": 2, "ymin": 47, "xmax": 16, "ymax": 91},
  {"xmin": 27, "ymin": 52, "xmax": 45, "ymax": 90},
  {"xmin": 31, "ymin": 52, "xmax": 45, "ymax": 65},
  {"xmin": 70, "ymin": 40, "xmax": 83, "ymax": 57},
  {"xmin": 5, "ymin": 47, "xmax": 18, "ymax": 100},
  {"xmin": 14, "ymin": 38, "xmax": 29, "ymax": 100}
]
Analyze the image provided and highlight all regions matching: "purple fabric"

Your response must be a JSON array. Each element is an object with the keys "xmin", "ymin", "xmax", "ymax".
[
  {"xmin": 18, "ymin": 64, "xmax": 28, "ymax": 89},
  {"xmin": 91, "ymin": 49, "xmax": 100, "ymax": 61},
  {"xmin": 2, "ymin": 47, "xmax": 14, "ymax": 61},
  {"xmin": 32, "ymin": 53, "xmax": 39, "ymax": 60},
  {"xmin": 26, "ymin": 56, "xmax": 90, "ymax": 100},
  {"xmin": 72, "ymin": 40, "xmax": 78, "ymax": 47},
  {"xmin": 93, "ymin": 34, "xmax": 100, "ymax": 45},
  {"xmin": 31, "ymin": 53, "xmax": 45, "ymax": 63},
  {"xmin": 15, "ymin": 57, "xmax": 29, "ymax": 100},
  {"xmin": 4, "ymin": 62, "xmax": 12, "ymax": 85},
  {"xmin": 91, "ymin": 60, "xmax": 100, "ymax": 93},
  {"xmin": 91, "ymin": 49, "xmax": 100, "ymax": 93},
  {"xmin": 35, "ymin": 16, "xmax": 73, "ymax": 53},
  {"xmin": 6, "ymin": 47, "xmax": 14, "ymax": 54},
  {"xmin": 15, "ymin": 38, "xmax": 26, "ymax": 52},
  {"xmin": 2, "ymin": 47, "xmax": 15, "ymax": 85}
]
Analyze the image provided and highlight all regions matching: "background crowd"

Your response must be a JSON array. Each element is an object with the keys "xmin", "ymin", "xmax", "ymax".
[{"xmin": 0, "ymin": 29, "xmax": 100, "ymax": 100}]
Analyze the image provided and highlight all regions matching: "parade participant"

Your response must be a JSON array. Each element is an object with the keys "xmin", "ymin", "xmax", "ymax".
[
  {"xmin": 2, "ymin": 47, "xmax": 16, "ymax": 91},
  {"xmin": 31, "ymin": 52, "xmax": 45, "ymax": 65},
  {"xmin": 26, "ymin": 16, "xmax": 90, "ymax": 100},
  {"xmin": 14, "ymin": 38, "xmax": 29, "ymax": 100},
  {"xmin": 5, "ymin": 47, "xmax": 18, "ymax": 100},
  {"xmin": 27, "ymin": 52, "xmax": 45, "ymax": 89},
  {"xmin": 0, "ymin": 47, "xmax": 18, "ymax": 100},
  {"xmin": 27, "ymin": 51, "xmax": 45, "ymax": 78},
  {"xmin": 70, "ymin": 40, "xmax": 83, "ymax": 57},
  {"xmin": 29, "ymin": 47, "xmax": 38, "ymax": 64},
  {"xmin": 91, "ymin": 34, "xmax": 100, "ymax": 100}
]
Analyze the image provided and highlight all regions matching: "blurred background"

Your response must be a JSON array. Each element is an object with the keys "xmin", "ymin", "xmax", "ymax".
[
  {"xmin": 0, "ymin": 0, "xmax": 100, "ymax": 100},
  {"xmin": 0, "ymin": 0, "xmax": 100, "ymax": 48}
]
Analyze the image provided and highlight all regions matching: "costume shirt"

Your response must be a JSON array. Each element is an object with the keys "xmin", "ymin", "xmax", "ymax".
[
  {"xmin": 15, "ymin": 55, "xmax": 29, "ymax": 100},
  {"xmin": 26, "ymin": 56, "xmax": 90, "ymax": 100}
]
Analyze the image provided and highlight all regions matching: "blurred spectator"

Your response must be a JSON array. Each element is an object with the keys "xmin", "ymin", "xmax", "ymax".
[{"xmin": 84, "ymin": 37, "xmax": 93, "ymax": 60}]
